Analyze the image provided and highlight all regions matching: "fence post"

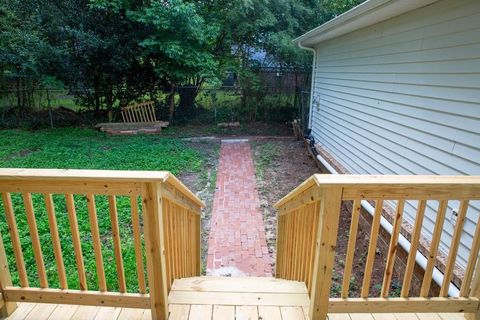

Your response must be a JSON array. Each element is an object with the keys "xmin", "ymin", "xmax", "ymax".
[
  {"xmin": 0, "ymin": 230, "xmax": 17, "ymax": 317},
  {"xmin": 142, "ymin": 182, "xmax": 169, "ymax": 320},
  {"xmin": 309, "ymin": 187, "xmax": 343, "ymax": 320}
]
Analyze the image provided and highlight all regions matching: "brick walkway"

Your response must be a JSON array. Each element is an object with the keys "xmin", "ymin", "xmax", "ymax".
[{"xmin": 206, "ymin": 140, "xmax": 272, "ymax": 277}]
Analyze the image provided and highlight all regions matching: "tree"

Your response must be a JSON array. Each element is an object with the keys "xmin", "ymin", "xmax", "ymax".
[
  {"xmin": 0, "ymin": 1, "xmax": 60, "ymax": 111},
  {"xmin": 128, "ymin": 0, "xmax": 220, "ymax": 119}
]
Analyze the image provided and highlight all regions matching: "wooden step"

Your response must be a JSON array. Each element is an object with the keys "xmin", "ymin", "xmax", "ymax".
[
  {"xmin": 171, "ymin": 276, "xmax": 308, "ymax": 294},
  {"xmin": 169, "ymin": 276, "xmax": 309, "ymax": 307}
]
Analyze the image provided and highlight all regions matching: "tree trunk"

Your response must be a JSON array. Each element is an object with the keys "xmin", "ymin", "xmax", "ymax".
[
  {"xmin": 167, "ymin": 85, "xmax": 175, "ymax": 123},
  {"xmin": 106, "ymin": 84, "xmax": 113, "ymax": 122},
  {"xmin": 16, "ymin": 78, "xmax": 21, "ymax": 110},
  {"xmin": 93, "ymin": 75, "xmax": 101, "ymax": 112},
  {"xmin": 177, "ymin": 86, "xmax": 198, "ymax": 119}
]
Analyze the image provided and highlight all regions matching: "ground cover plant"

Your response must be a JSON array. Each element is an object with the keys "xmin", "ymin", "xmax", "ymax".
[{"xmin": 0, "ymin": 128, "xmax": 205, "ymax": 291}]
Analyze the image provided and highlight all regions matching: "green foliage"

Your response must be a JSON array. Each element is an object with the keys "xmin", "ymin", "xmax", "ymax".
[
  {"xmin": 0, "ymin": 0, "xmax": 365, "ymax": 118},
  {"xmin": 0, "ymin": 128, "xmax": 204, "ymax": 290},
  {"xmin": 129, "ymin": 0, "xmax": 220, "ymax": 84}
]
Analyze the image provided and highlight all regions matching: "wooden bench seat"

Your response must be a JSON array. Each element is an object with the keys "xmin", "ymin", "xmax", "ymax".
[{"xmin": 96, "ymin": 101, "xmax": 169, "ymax": 135}]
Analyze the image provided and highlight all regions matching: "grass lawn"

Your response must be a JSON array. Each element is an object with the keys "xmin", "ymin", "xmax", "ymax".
[{"xmin": 0, "ymin": 128, "xmax": 205, "ymax": 292}]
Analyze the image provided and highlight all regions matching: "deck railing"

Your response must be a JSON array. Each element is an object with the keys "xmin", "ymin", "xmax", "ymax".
[
  {"xmin": 274, "ymin": 174, "xmax": 480, "ymax": 320},
  {"xmin": 0, "ymin": 168, "xmax": 204, "ymax": 319}
]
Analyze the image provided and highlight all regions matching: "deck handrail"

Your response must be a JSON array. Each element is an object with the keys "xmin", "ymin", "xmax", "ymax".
[
  {"xmin": 274, "ymin": 174, "xmax": 480, "ymax": 320},
  {"xmin": 0, "ymin": 168, "xmax": 204, "ymax": 320}
]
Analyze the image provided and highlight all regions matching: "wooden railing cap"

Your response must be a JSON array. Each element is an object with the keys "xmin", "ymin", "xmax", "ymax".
[
  {"xmin": 0, "ymin": 168, "xmax": 205, "ymax": 208},
  {"xmin": 0, "ymin": 168, "xmax": 170, "ymax": 181},
  {"xmin": 274, "ymin": 174, "xmax": 480, "ymax": 208},
  {"xmin": 312, "ymin": 174, "xmax": 480, "ymax": 186}
]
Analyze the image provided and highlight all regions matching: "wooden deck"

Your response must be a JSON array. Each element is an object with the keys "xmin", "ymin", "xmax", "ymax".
[{"xmin": 4, "ymin": 277, "xmax": 468, "ymax": 320}]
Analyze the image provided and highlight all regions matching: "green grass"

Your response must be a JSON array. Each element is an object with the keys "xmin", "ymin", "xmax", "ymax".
[{"xmin": 0, "ymin": 128, "xmax": 205, "ymax": 292}]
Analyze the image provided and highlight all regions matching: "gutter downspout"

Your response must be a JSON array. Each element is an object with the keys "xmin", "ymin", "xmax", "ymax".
[
  {"xmin": 297, "ymin": 41, "xmax": 316, "ymax": 130},
  {"xmin": 316, "ymin": 153, "xmax": 460, "ymax": 297}
]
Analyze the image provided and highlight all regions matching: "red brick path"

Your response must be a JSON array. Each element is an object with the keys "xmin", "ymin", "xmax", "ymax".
[{"xmin": 207, "ymin": 141, "xmax": 272, "ymax": 276}]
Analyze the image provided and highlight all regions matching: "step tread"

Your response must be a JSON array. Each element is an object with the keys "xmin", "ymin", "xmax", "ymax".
[{"xmin": 171, "ymin": 276, "xmax": 307, "ymax": 294}]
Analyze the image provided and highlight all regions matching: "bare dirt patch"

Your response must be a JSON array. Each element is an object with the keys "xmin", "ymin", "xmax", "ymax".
[
  {"xmin": 251, "ymin": 140, "xmax": 319, "ymax": 269},
  {"xmin": 252, "ymin": 140, "xmax": 398, "ymax": 297},
  {"xmin": 177, "ymin": 141, "xmax": 220, "ymax": 274}
]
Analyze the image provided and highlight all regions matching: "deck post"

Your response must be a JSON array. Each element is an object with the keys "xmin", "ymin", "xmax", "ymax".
[
  {"xmin": 142, "ymin": 182, "xmax": 169, "ymax": 320},
  {"xmin": 309, "ymin": 187, "xmax": 343, "ymax": 320},
  {"xmin": 0, "ymin": 228, "xmax": 17, "ymax": 317},
  {"xmin": 466, "ymin": 260, "xmax": 480, "ymax": 320}
]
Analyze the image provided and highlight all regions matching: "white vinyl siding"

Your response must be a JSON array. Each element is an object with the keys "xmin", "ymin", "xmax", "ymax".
[{"xmin": 310, "ymin": 0, "xmax": 480, "ymax": 269}]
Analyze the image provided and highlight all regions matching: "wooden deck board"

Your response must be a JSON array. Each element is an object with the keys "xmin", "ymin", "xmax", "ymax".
[
  {"xmin": 3, "ymin": 277, "xmax": 469, "ymax": 320},
  {"xmin": 4, "ymin": 303, "xmax": 469, "ymax": 320}
]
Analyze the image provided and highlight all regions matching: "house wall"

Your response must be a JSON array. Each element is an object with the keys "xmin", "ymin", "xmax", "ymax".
[{"xmin": 310, "ymin": 0, "xmax": 480, "ymax": 269}]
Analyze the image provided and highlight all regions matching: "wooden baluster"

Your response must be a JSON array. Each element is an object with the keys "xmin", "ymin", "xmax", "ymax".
[
  {"xmin": 182, "ymin": 208, "xmax": 187, "ymax": 277},
  {"xmin": 108, "ymin": 195, "xmax": 126, "ymax": 293},
  {"xmin": 23, "ymin": 193, "xmax": 48, "ymax": 288},
  {"xmin": 141, "ymin": 182, "xmax": 168, "ymax": 320},
  {"xmin": 190, "ymin": 211, "xmax": 195, "ymax": 276},
  {"xmin": 162, "ymin": 199, "xmax": 172, "ymax": 291},
  {"xmin": 195, "ymin": 212, "xmax": 201, "ymax": 275},
  {"xmin": 130, "ymin": 196, "xmax": 146, "ymax": 294},
  {"xmin": 1, "ymin": 193, "xmax": 28, "ymax": 287},
  {"xmin": 292, "ymin": 209, "xmax": 299, "ymax": 280},
  {"xmin": 0, "ymin": 228, "xmax": 17, "ymax": 317},
  {"xmin": 304, "ymin": 204, "xmax": 313, "ymax": 290},
  {"xmin": 121, "ymin": 109, "xmax": 126, "ymax": 123},
  {"xmin": 309, "ymin": 187, "xmax": 342, "ymax": 320},
  {"xmin": 361, "ymin": 199, "xmax": 384, "ymax": 298},
  {"xmin": 440, "ymin": 200, "xmax": 469, "ymax": 297},
  {"xmin": 286, "ymin": 213, "xmax": 292, "ymax": 279},
  {"xmin": 401, "ymin": 200, "xmax": 426, "ymax": 297},
  {"xmin": 341, "ymin": 199, "xmax": 361, "ymax": 298},
  {"xmin": 280, "ymin": 214, "xmax": 287, "ymax": 279},
  {"xmin": 297, "ymin": 208, "xmax": 304, "ymax": 281},
  {"xmin": 86, "ymin": 194, "xmax": 107, "ymax": 292},
  {"xmin": 460, "ymin": 212, "xmax": 480, "ymax": 297},
  {"xmin": 183, "ymin": 209, "xmax": 188, "ymax": 277},
  {"xmin": 286, "ymin": 212, "xmax": 291, "ymax": 279},
  {"xmin": 381, "ymin": 199, "xmax": 405, "ymax": 297},
  {"xmin": 420, "ymin": 200, "xmax": 448, "ymax": 297},
  {"xmin": 189, "ymin": 211, "xmax": 194, "ymax": 277},
  {"xmin": 177, "ymin": 207, "xmax": 183, "ymax": 278},
  {"xmin": 275, "ymin": 216, "xmax": 284, "ymax": 278},
  {"xmin": 299, "ymin": 206, "xmax": 307, "ymax": 281},
  {"xmin": 307, "ymin": 201, "xmax": 320, "ymax": 294},
  {"xmin": 65, "ymin": 194, "xmax": 87, "ymax": 291},
  {"xmin": 44, "ymin": 194, "xmax": 67, "ymax": 289},
  {"xmin": 170, "ymin": 201, "xmax": 178, "ymax": 281}
]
